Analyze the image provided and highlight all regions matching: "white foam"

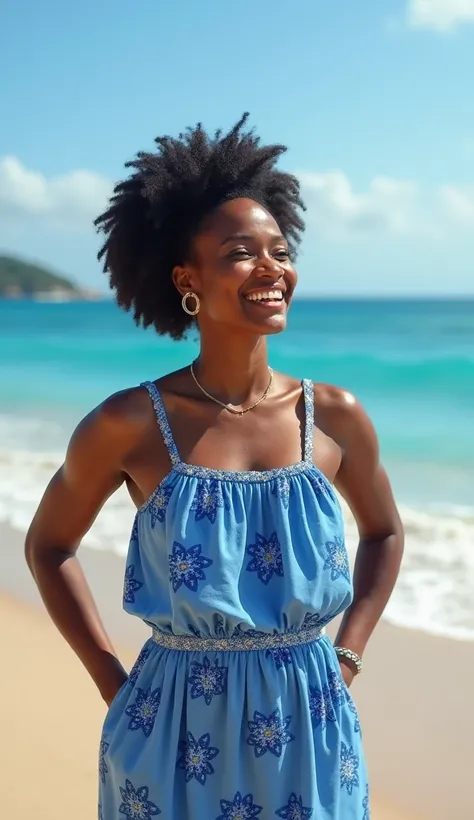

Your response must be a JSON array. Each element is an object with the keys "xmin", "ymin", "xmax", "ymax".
[{"xmin": 2, "ymin": 440, "xmax": 474, "ymax": 642}]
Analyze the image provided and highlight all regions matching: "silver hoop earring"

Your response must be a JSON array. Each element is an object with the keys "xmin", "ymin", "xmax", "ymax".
[{"xmin": 182, "ymin": 292, "xmax": 200, "ymax": 316}]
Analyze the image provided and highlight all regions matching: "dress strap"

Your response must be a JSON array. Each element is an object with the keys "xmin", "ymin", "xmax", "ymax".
[
  {"xmin": 141, "ymin": 381, "xmax": 181, "ymax": 466},
  {"xmin": 302, "ymin": 379, "xmax": 314, "ymax": 464}
]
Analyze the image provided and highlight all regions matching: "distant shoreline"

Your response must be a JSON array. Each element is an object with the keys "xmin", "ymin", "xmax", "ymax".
[{"xmin": 0, "ymin": 288, "xmax": 105, "ymax": 302}]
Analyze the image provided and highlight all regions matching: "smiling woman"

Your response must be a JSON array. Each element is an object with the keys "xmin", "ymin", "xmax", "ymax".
[{"xmin": 25, "ymin": 114, "xmax": 403, "ymax": 820}]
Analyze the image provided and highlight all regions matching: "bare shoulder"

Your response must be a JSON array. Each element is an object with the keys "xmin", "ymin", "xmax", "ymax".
[
  {"xmin": 313, "ymin": 382, "xmax": 378, "ymax": 457},
  {"xmin": 75, "ymin": 386, "xmax": 151, "ymax": 440},
  {"xmin": 65, "ymin": 384, "xmax": 163, "ymax": 471}
]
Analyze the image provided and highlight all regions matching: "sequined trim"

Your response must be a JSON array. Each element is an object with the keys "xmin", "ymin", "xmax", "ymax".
[
  {"xmin": 141, "ymin": 381, "xmax": 180, "ymax": 466},
  {"xmin": 152, "ymin": 624, "xmax": 324, "ymax": 652},
  {"xmin": 302, "ymin": 378, "xmax": 314, "ymax": 463},
  {"xmin": 173, "ymin": 459, "xmax": 309, "ymax": 483}
]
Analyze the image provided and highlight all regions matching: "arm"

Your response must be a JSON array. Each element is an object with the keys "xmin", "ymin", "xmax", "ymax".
[
  {"xmin": 25, "ymin": 395, "xmax": 138, "ymax": 706},
  {"xmin": 319, "ymin": 387, "xmax": 404, "ymax": 685}
]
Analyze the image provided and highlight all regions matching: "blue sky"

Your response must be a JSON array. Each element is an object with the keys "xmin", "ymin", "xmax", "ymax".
[{"xmin": 1, "ymin": 0, "xmax": 474, "ymax": 295}]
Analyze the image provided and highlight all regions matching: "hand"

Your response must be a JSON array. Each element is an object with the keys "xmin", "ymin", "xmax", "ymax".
[
  {"xmin": 338, "ymin": 658, "xmax": 356, "ymax": 688},
  {"xmin": 103, "ymin": 672, "xmax": 128, "ymax": 707},
  {"xmin": 95, "ymin": 656, "xmax": 129, "ymax": 706}
]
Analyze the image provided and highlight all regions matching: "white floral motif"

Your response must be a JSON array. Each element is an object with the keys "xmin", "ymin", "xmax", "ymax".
[
  {"xmin": 123, "ymin": 565, "xmax": 143, "ymax": 604},
  {"xmin": 328, "ymin": 671, "xmax": 346, "ymax": 705},
  {"xmin": 275, "ymin": 792, "xmax": 313, "ymax": 819},
  {"xmin": 168, "ymin": 542, "xmax": 213, "ymax": 593},
  {"xmin": 189, "ymin": 656, "xmax": 228, "ymax": 705},
  {"xmin": 190, "ymin": 479, "xmax": 224, "ymax": 524},
  {"xmin": 149, "ymin": 484, "xmax": 174, "ymax": 527},
  {"xmin": 362, "ymin": 783, "xmax": 370, "ymax": 819},
  {"xmin": 246, "ymin": 532, "xmax": 284, "ymax": 585},
  {"xmin": 246, "ymin": 709, "xmax": 294, "ymax": 758},
  {"xmin": 118, "ymin": 778, "xmax": 161, "ymax": 818},
  {"xmin": 308, "ymin": 684, "xmax": 336, "ymax": 727},
  {"xmin": 177, "ymin": 731, "xmax": 220, "ymax": 785},
  {"xmin": 216, "ymin": 791, "xmax": 263, "ymax": 819},
  {"xmin": 323, "ymin": 536, "xmax": 350, "ymax": 582},
  {"xmin": 340, "ymin": 743, "xmax": 360, "ymax": 795}
]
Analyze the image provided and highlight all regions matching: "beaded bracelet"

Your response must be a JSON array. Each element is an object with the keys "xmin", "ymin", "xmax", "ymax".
[{"xmin": 334, "ymin": 646, "xmax": 363, "ymax": 675}]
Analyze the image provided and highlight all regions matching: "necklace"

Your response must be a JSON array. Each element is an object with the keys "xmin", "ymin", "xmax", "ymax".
[{"xmin": 190, "ymin": 363, "xmax": 273, "ymax": 416}]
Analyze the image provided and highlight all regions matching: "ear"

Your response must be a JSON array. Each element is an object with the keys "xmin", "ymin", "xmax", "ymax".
[{"xmin": 172, "ymin": 265, "xmax": 200, "ymax": 297}]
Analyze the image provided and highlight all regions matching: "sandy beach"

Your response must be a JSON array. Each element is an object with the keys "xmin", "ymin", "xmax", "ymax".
[{"xmin": 1, "ymin": 520, "xmax": 471, "ymax": 819}]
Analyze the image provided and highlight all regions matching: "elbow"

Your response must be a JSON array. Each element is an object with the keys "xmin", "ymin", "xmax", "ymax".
[{"xmin": 24, "ymin": 527, "xmax": 37, "ymax": 575}]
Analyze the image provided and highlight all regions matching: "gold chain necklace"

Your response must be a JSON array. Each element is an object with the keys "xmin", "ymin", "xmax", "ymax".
[{"xmin": 190, "ymin": 363, "xmax": 273, "ymax": 416}]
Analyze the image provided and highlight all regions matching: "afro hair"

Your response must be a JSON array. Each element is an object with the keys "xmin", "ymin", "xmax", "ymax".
[{"xmin": 95, "ymin": 113, "xmax": 305, "ymax": 339}]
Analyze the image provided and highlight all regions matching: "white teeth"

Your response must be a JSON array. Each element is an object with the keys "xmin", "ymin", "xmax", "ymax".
[{"xmin": 245, "ymin": 290, "xmax": 283, "ymax": 302}]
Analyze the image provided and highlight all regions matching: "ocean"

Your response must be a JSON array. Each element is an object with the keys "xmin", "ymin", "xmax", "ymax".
[{"xmin": 1, "ymin": 297, "xmax": 473, "ymax": 640}]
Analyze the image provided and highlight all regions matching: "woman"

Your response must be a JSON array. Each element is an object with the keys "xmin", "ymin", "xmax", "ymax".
[{"xmin": 26, "ymin": 115, "xmax": 403, "ymax": 819}]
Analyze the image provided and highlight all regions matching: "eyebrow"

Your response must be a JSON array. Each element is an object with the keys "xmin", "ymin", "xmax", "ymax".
[{"xmin": 220, "ymin": 233, "xmax": 286, "ymax": 246}]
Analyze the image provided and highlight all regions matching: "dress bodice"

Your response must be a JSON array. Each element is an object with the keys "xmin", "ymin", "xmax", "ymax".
[{"xmin": 123, "ymin": 379, "xmax": 353, "ymax": 637}]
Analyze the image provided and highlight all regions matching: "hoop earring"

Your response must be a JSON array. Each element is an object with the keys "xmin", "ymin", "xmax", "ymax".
[{"xmin": 182, "ymin": 292, "xmax": 200, "ymax": 316}]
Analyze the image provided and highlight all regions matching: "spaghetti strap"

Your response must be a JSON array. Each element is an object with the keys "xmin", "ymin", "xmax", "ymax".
[
  {"xmin": 141, "ymin": 381, "xmax": 181, "ymax": 466},
  {"xmin": 302, "ymin": 378, "xmax": 314, "ymax": 464}
]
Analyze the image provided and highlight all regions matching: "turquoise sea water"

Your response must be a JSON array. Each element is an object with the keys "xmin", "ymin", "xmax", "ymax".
[{"xmin": 1, "ymin": 298, "xmax": 474, "ymax": 639}]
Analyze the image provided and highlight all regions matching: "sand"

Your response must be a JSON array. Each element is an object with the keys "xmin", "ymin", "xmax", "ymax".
[{"xmin": 1, "ymin": 520, "xmax": 471, "ymax": 819}]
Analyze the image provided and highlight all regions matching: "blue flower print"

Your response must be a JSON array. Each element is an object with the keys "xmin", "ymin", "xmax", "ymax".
[
  {"xmin": 268, "ymin": 646, "xmax": 293, "ymax": 669},
  {"xmin": 308, "ymin": 685, "xmax": 336, "ymax": 728},
  {"xmin": 246, "ymin": 532, "xmax": 283, "ymax": 585},
  {"xmin": 271, "ymin": 474, "xmax": 291, "ymax": 508},
  {"xmin": 301, "ymin": 612, "xmax": 327, "ymax": 630},
  {"xmin": 189, "ymin": 656, "xmax": 228, "ymax": 705},
  {"xmin": 123, "ymin": 565, "xmax": 143, "ymax": 604},
  {"xmin": 362, "ymin": 783, "xmax": 370, "ymax": 819},
  {"xmin": 308, "ymin": 471, "xmax": 333, "ymax": 499},
  {"xmin": 130, "ymin": 517, "xmax": 139, "ymax": 544},
  {"xmin": 118, "ymin": 779, "xmax": 161, "ymax": 818},
  {"xmin": 328, "ymin": 671, "xmax": 346, "ymax": 706},
  {"xmin": 276, "ymin": 793, "xmax": 313, "ymax": 819},
  {"xmin": 128, "ymin": 643, "xmax": 153, "ymax": 688},
  {"xmin": 177, "ymin": 731, "xmax": 220, "ymax": 785},
  {"xmin": 191, "ymin": 479, "xmax": 224, "ymax": 524},
  {"xmin": 246, "ymin": 709, "xmax": 294, "ymax": 758},
  {"xmin": 99, "ymin": 739, "xmax": 109, "ymax": 784},
  {"xmin": 346, "ymin": 690, "xmax": 361, "ymax": 733},
  {"xmin": 323, "ymin": 536, "xmax": 350, "ymax": 582},
  {"xmin": 169, "ymin": 542, "xmax": 213, "ymax": 593},
  {"xmin": 149, "ymin": 484, "xmax": 174, "ymax": 527},
  {"xmin": 340, "ymin": 743, "xmax": 360, "ymax": 795},
  {"xmin": 125, "ymin": 687, "xmax": 161, "ymax": 737},
  {"xmin": 216, "ymin": 791, "xmax": 263, "ymax": 819}
]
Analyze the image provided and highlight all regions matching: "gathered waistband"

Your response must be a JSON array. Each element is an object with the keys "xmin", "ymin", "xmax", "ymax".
[{"xmin": 151, "ymin": 624, "xmax": 324, "ymax": 653}]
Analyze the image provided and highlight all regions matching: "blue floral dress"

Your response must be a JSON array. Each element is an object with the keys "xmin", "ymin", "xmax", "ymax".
[{"xmin": 98, "ymin": 379, "xmax": 369, "ymax": 819}]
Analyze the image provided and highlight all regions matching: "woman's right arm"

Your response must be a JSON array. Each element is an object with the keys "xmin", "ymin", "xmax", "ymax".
[{"xmin": 25, "ymin": 396, "xmax": 138, "ymax": 706}]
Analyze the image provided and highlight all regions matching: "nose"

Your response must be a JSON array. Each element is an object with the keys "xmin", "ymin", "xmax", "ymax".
[{"xmin": 254, "ymin": 255, "xmax": 285, "ymax": 278}]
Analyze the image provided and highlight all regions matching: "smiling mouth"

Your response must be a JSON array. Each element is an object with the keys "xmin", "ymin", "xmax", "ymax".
[{"xmin": 244, "ymin": 289, "xmax": 285, "ymax": 305}]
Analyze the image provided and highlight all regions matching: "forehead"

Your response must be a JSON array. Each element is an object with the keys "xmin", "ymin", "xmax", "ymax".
[{"xmin": 198, "ymin": 198, "xmax": 282, "ymax": 242}]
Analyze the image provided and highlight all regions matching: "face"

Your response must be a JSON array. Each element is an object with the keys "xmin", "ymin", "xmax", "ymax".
[{"xmin": 173, "ymin": 198, "xmax": 298, "ymax": 336}]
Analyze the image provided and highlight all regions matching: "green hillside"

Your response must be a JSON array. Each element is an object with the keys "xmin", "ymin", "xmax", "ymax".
[{"xmin": 0, "ymin": 255, "xmax": 78, "ymax": 295}]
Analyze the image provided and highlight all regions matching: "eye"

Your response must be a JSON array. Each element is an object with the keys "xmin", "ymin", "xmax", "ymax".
[
  {"xmin": 228, "ymin": 247, "xmax": 252, "ymax": 259},
  {"xmin": 273, "ymin": 248, "xmax": 290, "ymax": 260}
]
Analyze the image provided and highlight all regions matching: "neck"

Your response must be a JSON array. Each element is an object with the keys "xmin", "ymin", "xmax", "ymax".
[{"xmin": 194, "ymin": 331, "xmax": 270, "ymax": 406}]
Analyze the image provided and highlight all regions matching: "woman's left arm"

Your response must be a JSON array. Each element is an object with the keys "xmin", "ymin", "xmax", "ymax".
[{"xmin": 327, "ymin": 390, "xmax": 404, "ymax": 685}]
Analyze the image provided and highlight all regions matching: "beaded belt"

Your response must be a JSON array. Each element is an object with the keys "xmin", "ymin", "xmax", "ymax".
[{"xmin": 151, "ymin": 624, "xmax": 324, "ymax": 653}]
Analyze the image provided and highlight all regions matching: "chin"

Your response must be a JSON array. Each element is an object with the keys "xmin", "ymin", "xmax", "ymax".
[{"xmin": 251, "ymin": 314, "xmax": 287, "ymax": 336}]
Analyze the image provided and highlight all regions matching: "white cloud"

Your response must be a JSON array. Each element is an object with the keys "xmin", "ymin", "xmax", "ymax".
[
  {"xmin": 299, "ymin": 170, "xmax": 420, "ymax": 236},
  {"xmin": 440, "ymin": 185, "xmax": 474, "ymax": 224},
  {"xmin": 1, "ymin": 154, "xmax": 473, "ymax": 244},
  {"xmin": 299, "ymin": 170, "xmax": 474, "ymax": 240},
  {"xmin": 407, "ymin": 0, "xmax": 474, "ymax": 31},
  {"xmin": 0, "ymin": 156, "xmax": 112, "ymax": 232}
]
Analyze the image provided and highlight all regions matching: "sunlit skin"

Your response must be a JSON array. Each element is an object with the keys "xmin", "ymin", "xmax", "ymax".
[{"xmin": 25, "ymin": 196, "xmax": 403, "ymax": 705}]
